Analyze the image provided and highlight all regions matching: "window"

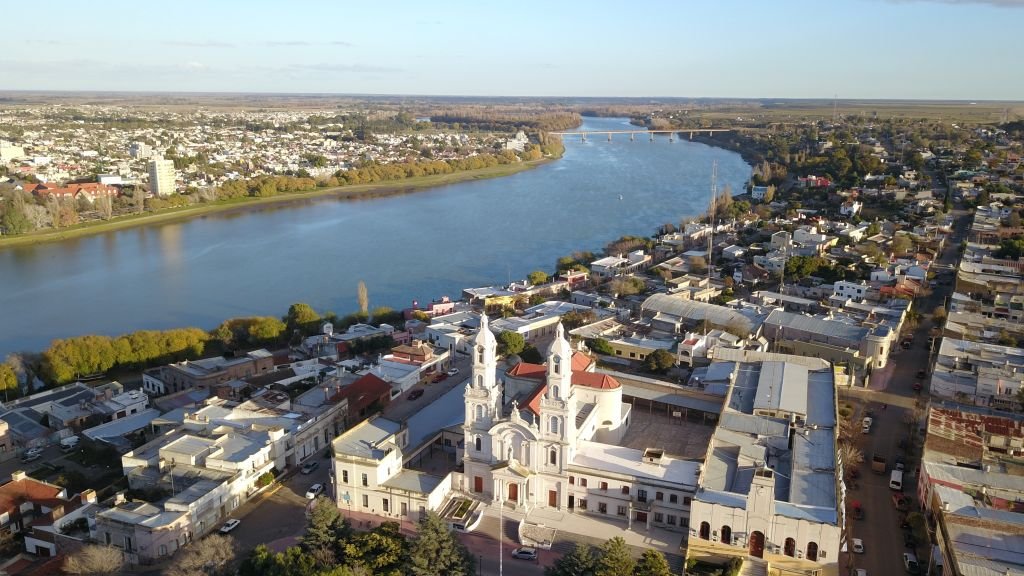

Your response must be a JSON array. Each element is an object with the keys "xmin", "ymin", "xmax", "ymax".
[
  {"xmin": 342, "ymin": 470, "xmax": 349, "ymax": 483},
  {"xmin": 578, "ymin": 499, "xmax": 587, "ymax": 511},
  {"xmin": 553, "ymin": 357, "xmax": 561, "ymax": 375},
  {"xmin": 475, "ymin": 404, "xmax": 484, "ymax": 419},
  {"xmin": 654, "ymin": 513, "xmax": 663, "ymax": 523},
  {"xmin": 598, "ymin": 503, "xmax": 608, "ymax": 514},
  {"xmin": 443, "ymin": 438, "xmax": 452, "ymax": 447},
  {"xmin": 382, "ymin": 499, "xmax": 389, "ymax": 512},
  {"xmin": 475, "ymin": 436, "xmax": 482, "ymax": 451},
  {"xmin": 629, "ymin": 352, "xmax": 636, "ymax": 358},
  {"xmin": 552, "ymin": 385, "xmax": 560, "ymax": 398},
  {"xmin": 361, "ymin": 473, "xmax": 368, "ymax": 487},
  {"xmin": 667, "ymin": 515, "xmax": 677, "ymax": 525},
  {"xmin": 621, "ymin": 486, "xmax": 629, "ymax": 495},
  {"xmin": 550, "ymin": 416, "xmax": 559, "ymax": 435},
  {"xmin": 159, "ymin": 545, "xmax": 167, "ymax": 557},
  {"xmin": 569, "ymin": 476, "xmax": 575, "ymax": 485},
  {"xmin": 669, "ymin": 494, "xmax": 678, "ymax": 503},
  {"xmin": 549, "ymin": 449, "xmax": 557, "ymax": 465},
  {"xmin": 362, "ymin": 495, "xmax": 368, "ymax": 507},
  {"xmin": 600, "ymin": 481, "xmax": 608, "ymax": 491},
  {"xmin": 617, "ymin": 505, "xmax": 627, "ymax": 516},
  {"xmin": 477, "ymin": 346, "xmax": 484, "ymax": 364},
  {"xmin": 477, "ymin": 375, "xmax": 483, "ymax": 387},
  {"xmin": 580, "ymin": 478, "xmax": 588, "ymax": 488},
  {"xmin": 655, "ymin": 491, "xmax": 664, "ymax": 501}
]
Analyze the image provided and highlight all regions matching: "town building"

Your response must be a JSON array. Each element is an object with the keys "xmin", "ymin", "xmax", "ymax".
[
  {"xmin": 142, "ymin": 350, "xmax": 274, "ymax": 395},
  {"xmin": 147, "ymin": 157, "xmax": 176, "ymax": 196},
  {"xmin": 460, "ymin": 317, "xmax": 700, "ymax": 531},
  {"xmin": 0, "ymin": 472, "xmax": 98, "ymax": 558},
  {"xmin": 687, "ymin": 360, "xmax": 841, "ymax": 574},
  {"xmin": 590, "ymin": 250, "xmax": 652, "ymax": 279}
]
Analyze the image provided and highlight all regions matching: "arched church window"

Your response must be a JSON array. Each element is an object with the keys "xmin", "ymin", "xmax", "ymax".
[
  {"xmin": 552, "ymin": 385, "xmax": 560, "ymax": 398},
  {"xmin": 550, "ymin": 417, "xmax": 559, "ymax": 435},
  {"xmin": 475, "ymin": 405, "xmax": 484, "ymax": 420},
  {"xmin": 553, "ymin": 357, "xmax": 561, "ymax": 375},
  {"xmin": 475, "ymin": 436, "xmax": 482, "ymax": 452},
  {"xmin": 477, "ymin": 375, "xmax": 483, "ymax": 387},
  {"xmin": 477, "ymin": 345, "xmax": 484, "ymax": 364},
  {"xmin": 549, "ymin": 449, "xmax": 557, "ymax": 465}
]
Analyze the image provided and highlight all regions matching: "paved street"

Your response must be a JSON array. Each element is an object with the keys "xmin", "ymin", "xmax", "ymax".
[{"xmin": 842, "ymin": 199, "xmax": 969, "ymax": 576}]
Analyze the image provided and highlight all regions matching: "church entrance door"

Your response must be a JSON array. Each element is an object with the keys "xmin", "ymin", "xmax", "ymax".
[{"xmin": 508, "ymin": 483, "xmax": 518, "ymax": 502}]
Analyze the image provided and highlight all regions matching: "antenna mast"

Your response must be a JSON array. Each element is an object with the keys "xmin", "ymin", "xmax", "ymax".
[{"xmin": 708, "ymin": 160, "xmax": 717, "ymax": 286}]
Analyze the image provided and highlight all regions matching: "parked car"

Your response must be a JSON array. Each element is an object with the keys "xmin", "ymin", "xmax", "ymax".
[
  {"xmin": 852, "ymin": 503, "xmax": 864, "ymax": 520},
  {"xmin": 912, "ymin": 381, "xmax": 923, "ymax": 392},
  {"xmin": 407, "ymin": 389, "xmax": 425, "ymax": 401},
  {"xmin": 447, "ymin": 368, "xmax": 460, "ymax": 377},
  {"xmin": 432, "ymin": 374, "xmax": 447, "ymax": 383},
  {"xmin": 305, "ymin": 484, "xmax": 324, "ymax": 499},
  {"xmin": 511, "ymin": 547, "xmax": 537, "ymax": 561},
  {"xmin": 301, "ymin": 461, "xmax": 319, "ymax": 475},
  {"xmin": 25, "ymin": 447, "xmax": 43, "ymax": 457},
  {"xmin": 893, "ymin": 493, "xmax": 910, "ymax": 511},
  {"xmin": 895, "ymin": 456, "xmax": 906, "ymax": 471},
  {"xmin": 219, "ymin": 519, "xmax": 241, "ymax": 534},
  {"xmin": 853, "ymin": 569, "xmax": 868, "ymax": 576},
  {"xmin": 903, "ymin": 551, "xmax": 920, "ymax": 573},
  {"xmin": 20, "ymin": 452, "xmax": 41, "ymax": 463},
  {"xmin": 917, "ymin": 369, "xmax": 927, "ymax": 379},
  {"xmin": 862, "ymin": 417, "xmax": 873, "ymax": 434},
  {"xmin": 904, "ymin": 532, "xmax": 917, "ymax": 548},
  {"xmin": 852, "ymin": 538, "xmax": 865, "ymax": 554}
]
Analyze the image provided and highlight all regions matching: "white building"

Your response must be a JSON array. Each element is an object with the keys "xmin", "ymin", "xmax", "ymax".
[
  {"xmin": 687, "ymin": 361, "xmax": 841, "ymax": 573},
  {"xmin": 148, "ymin": 157, "xmax": 176, "ymax": 196},
  {"xmin": 590, "ymin": 250, "xmax": 651, "ymax": 279},
  {"xmin": 461, "ymin": 316, "xmax": 699, "ymax": 531},
  {"xmin": 332, "ymin": 417, "xmax": 450, "ymax": 521}
]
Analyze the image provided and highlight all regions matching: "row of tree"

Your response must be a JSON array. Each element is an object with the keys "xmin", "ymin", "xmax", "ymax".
[
  {"xmin": 41, "ymin": 328, "xmax": 210, "ymax": 384},
  {"xmin": 242, "ymin": 498, "xmax": 476, "ymax": 576},
  {"xmin": 545, "ymin": 538, "xmax": 674, "ymax": 576}
]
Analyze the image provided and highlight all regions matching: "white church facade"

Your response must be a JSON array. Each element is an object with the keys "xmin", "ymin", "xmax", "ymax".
[{"xmin": 460, "ymin": 316, "xmax": 701, "ymax": 532}]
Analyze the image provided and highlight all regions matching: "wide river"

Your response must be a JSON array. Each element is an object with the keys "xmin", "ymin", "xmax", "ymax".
[{"xmin": 0, "ymin": 117, "xmax": 750, "ymax": 357}]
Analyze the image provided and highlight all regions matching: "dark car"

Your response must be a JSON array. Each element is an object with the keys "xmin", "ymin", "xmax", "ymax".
[
  {"xmin": 407, "ymin": 389, "xmax": 424, "ymax": 401},
  {"xmin": 917, "ymin": 369, "xmax": 927, "ymax": 379},
  {"xmin": 301, "ymin": 461, "xmax": 319, "ymax": 475},
  {"xmin": 904, "ymin": 532, "xmax": 917, "ymax": 548}
]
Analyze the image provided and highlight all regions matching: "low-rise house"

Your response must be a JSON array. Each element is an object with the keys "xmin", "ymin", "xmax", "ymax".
[
  {"xmin": 1, "ymin": 472, "xmax": 98, "ymax": 557},
  {"xmin": 94, "ymin": 498, "xmax": 190, "ymax": 564},
  {"xmin": 144, "ymin": 350, "xmax": 274, "ymax": 396},
  {"xmin": 590, "ymin": 250, "xmax": 651, "ymax": 279}
]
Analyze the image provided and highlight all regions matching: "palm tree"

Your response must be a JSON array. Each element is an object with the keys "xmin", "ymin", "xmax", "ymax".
[{"xmin": 839, "ymin": 443, "xmax": 864, "ymax": 475}]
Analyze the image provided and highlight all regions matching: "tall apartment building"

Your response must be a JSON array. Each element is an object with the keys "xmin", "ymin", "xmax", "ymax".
[{"xmin": 148, "ymin": 157, "xmax": 176, "ymax": 196}]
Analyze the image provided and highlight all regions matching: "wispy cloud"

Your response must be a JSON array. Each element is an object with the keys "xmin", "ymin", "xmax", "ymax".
[
  {"xmin": 884, "ymin": 0, "xmax": 1024, "ymax": 6},
  {"xmin": 292, "ymin": 62, "xmax": 400, "ymax": 74},
  {"xmin": 262, "ymin": 40, "xmax": 354, "ymax": 47},
  {"xmin": 164, "ymin": 40, "xmax": 235, "ymax": 48}
]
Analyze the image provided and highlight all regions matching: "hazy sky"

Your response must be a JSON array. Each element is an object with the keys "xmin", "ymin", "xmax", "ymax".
[{"xmin": 3, "ymin": 0, "xmax": 1022, "ymax": 99}]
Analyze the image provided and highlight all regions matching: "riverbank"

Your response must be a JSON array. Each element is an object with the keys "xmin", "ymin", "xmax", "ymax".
[{"xmin": 0, "ymin": 156, "xmax": 556, "ymax": 249}]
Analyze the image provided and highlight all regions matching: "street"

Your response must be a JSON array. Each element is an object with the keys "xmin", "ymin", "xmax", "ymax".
[{"xmin": 842, "ymin": 199, "xmax": 969, "ymax": 576}]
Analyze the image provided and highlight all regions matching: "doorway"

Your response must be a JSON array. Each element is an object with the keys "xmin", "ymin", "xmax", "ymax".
[
  {"xmin": 749, "ymin": 531, "xmax": 765, "ymax": 558},
  {"xmin": 508, "ymin": 483, "xmax": 518, "ymax": 502}
]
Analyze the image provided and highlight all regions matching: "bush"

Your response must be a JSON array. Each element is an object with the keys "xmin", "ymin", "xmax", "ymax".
[{"xmin": 256, "ymin": 472, "xmax": 275, "ymax": 488}]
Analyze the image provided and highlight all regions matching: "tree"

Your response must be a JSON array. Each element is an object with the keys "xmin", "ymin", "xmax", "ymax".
[
  {"xmin": 63, "ymin": 545, "xmax": 124, "ymax": 575},
  {"xmin": 892, "ymin": 234, "xmax": 914, "ymax": 256},
  {"xmin": 932, "ymin": 305, "xmax": 947, "ymax": 322},
  {"xmin": 527, "ymin": 270, "xmax": 550, "ymax": 286},
  {"xmin": 633, "ymin": 549, "xmax": 672, "ymax": 576},
  {"xmin": 594, "ymin": 537, "xmax": 634, "ymax": 576},
  {"xmin": 587, "ymin": 338, "xmax": 615, "ymax": 356},
  {"xmin": 1, "ymin": 190, "xmax": 33, "ymax": 234},
  {"xmin": 303, "ymin": 496, "xmax": 344, "ymax": 566},
  {"xmin": 520, "ymin": 344, "xmax": 544, "ymax": 364},
  {"xmin": 343, "ymin": 522, "xmax": 407, "ymax": 576},
  {"xmin": 166, "ymin": 535, "xmax": 237, "ymax": 576},
  {"xmin": 497, "ymin": 331, "xmax": 525, "ymax": 357},
  {"xmin": 0, "ymin": 362, "xmax": 17, "ymax": 397},
  {"xmin": 838, "ymin": 443, "xmax": 864, "ymax": 471},
  {"xmin": 248, "ymin": 316, "xmax": 286, "ymax": 343},
  {"xmin": 407, "ymin": 511, "xmax": 475, "ymax": 576},
  {"xmin": 545, "ymin": 543, "xmax": 596, "ymax": 576},
  {"xmin": 688, "ymin": 256, "xmax": 708, "ymax": 274},
  {"xmin": 357, "ymin": 281, "xmax": 369, "ymax": 315},
  {"xmin": 643, "ymin": 349, "xmax": 676, "ymax": 374},
  {"xmin": 286, "ymin": 302, "xmax": 321, "ymax": 334}
]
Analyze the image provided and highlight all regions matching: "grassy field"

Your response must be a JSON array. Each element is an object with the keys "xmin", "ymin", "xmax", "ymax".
[{"xmin": 0, "ymin": 159, "xmax": 551, "ymax": 249}]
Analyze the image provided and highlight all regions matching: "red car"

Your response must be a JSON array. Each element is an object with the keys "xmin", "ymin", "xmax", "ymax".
[{"xmin": 913, "ymin": 381, "xmax": 923, "ymax": 391}]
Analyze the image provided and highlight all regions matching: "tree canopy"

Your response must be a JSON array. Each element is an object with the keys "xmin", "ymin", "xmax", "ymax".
[
  {"xmin": 407, "ymin": 512, "xmax": 475, "ymax": 576},
  {"xmin": 286, "ymin": 303, "xmax": 322, "ymax": 335},
  {"xmin": 527, "ymin": 270, "xmax": 550, "ymax": 286},
  {"xmin": 497, "ymin": 331, "xmax": 525, "ymax": 357}
]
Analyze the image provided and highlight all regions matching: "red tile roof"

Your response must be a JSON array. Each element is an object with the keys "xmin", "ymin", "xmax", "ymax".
[
  {"xmin": 507, "ymin": 362, "xmax": 546, "ymax": 379},
  {"xmin": 0, "ymin": 478, "xmax": 64, "ymax": 515},
  {"xmin": 331, "ymin": 373, "xmax": 391, "ymax": 416},
  {"xmin": 571, "ymin": 351, "xmax": 594, "ymax": 373},
  {"xmin": 571, "ymin": 372, "xmax": 620, "ymax": 390}
]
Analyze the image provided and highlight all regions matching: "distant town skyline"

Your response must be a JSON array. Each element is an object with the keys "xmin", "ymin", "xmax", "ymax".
[{"xmin": 2, "ymin": 0, "xmax": 1023, "ymax": 100}]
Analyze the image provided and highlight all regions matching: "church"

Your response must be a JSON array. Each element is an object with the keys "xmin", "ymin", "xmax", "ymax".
[{"xmin": 461, "ymin": 315, "xmax": 699, "ymax": 531}]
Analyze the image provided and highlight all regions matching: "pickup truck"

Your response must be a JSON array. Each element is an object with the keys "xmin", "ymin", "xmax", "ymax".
[{"xmin": 871, "ymin": 454, "xmax": 887, "ymax": 474}]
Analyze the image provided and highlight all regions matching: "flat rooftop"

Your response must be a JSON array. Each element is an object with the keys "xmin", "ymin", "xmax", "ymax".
[
  {"xmin": 333, "ymin": 417, "xmax": 403, "ymax": 460},
  {"xmin": 572, "ymin": 441, "xmax": 700, "ymax": 487}
]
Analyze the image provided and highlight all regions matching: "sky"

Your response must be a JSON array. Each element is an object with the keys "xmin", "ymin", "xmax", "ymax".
[{"xmin": 2, "ymin": 0, "xmax": 1023, "ymax": 100}]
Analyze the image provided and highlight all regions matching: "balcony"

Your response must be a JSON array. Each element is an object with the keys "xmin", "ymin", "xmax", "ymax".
[{"xmin": 631, "ymin": 496, "xmax": 651, "ymax": 511}]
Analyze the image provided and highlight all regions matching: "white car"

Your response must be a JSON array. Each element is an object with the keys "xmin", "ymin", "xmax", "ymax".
[
  {"xmin": 447, "ymin": 368, "xmax": 460, "ymax": 377},
  {"xmin": 862, "ymin": 417, "xmax": 873, "ymax": 434},
  {"xmin": 219, "ymin": 519, "xmax": 240, "ymax": 534},
  {"xmin": 852, "ymin": 538, "xmax": 864, "ymax": 554},
  {"xmin": 305, "ymin": 483, "xmax": 324, "ymax": 499},
  {"xmin": 853, "ymin": 570, "xmax": 867, "ymax": 576}
]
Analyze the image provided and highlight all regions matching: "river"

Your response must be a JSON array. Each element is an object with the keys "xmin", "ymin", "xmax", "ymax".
[{"xmin": 0, "ymin": 117, "xmax": 750, "ymax": 357}]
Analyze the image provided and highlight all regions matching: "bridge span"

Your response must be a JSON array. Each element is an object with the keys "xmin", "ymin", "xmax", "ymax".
[{"xmin": 549, "ymin": 128, "xmax": 732, "ymax": 142}]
